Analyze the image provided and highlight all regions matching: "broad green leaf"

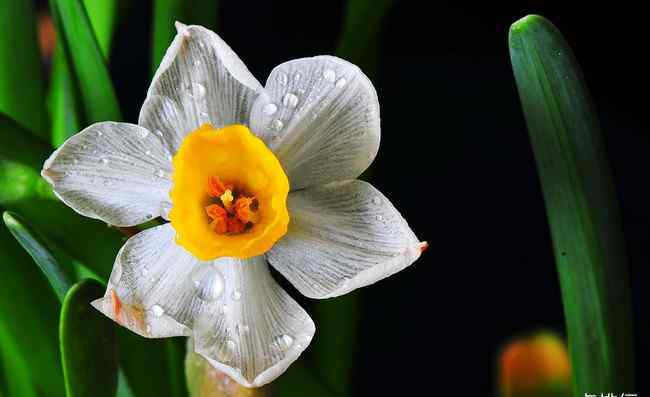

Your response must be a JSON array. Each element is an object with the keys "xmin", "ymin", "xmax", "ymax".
[
  {"xmin": 49, "ymin": 44, "xmax": 82, "ymax": 147},
  {"xmin": 336, "ymin": 0, "xmax": 394, "ymax": 78},
  {"xmin": 509, "ymin": 15, "xmax": 634, "ymax": 394},
  {"xmin": 49, "ymin": 0, "xmax": 122, "ymax": 124},
  {"xmin": 0, "ymin": 0, "xmax": 48, "ymax": 138},
  {"xmin": 0, "ymin": 225, "xmax": 65, "ymax": 396},
  {"xmin": 82, "ymin": 0, "xmax": 118, "ymax": 56},
  {"xmin": 151, "ymin": 0, "xmax": 219, "ymax": 74},
  {"xmin": 0, "ymin": 326, "xmax": 39, "ymax": 397},
  {"xmin": 60, "ymin": 279, "xmax": 118, "ymax": 397},
  {"xmin": 3, "ymin": 211, "xmax": 73, "ymax": 301},
  {"xmin": 50, "ymin": 0, "xmax": 118, "ymax": 146}
]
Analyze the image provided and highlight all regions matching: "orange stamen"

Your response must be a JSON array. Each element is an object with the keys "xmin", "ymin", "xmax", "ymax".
[
  {"xmin": 206, "ymin": 204, "xmax": 228, "ymax": 234},
  {"xmin": 227, "ymin": 217, "xmax": 246, "ymax": 234},
  {"xmin": 207, "ymin": 176, "xmax": 233, "ymax": 198},
  {"xmin": 234, "ymin": 197, "xmax": 256, "ymax": 223}
]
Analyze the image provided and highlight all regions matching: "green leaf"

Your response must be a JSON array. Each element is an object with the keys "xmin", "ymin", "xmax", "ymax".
[
  {"xmin": 82, "ymin": 0, "xmax": 118, "ymax": 57},
  {"xmin": 0, "ymin": 223, "xmax": 65, "ymax": 396},
  {"xmin": 0, "ymin": 0, "xmax": 48, "ymax": 138},
  {"xmin": 49, "ymin": 0, "xmax": 122, "ymax": 124},
  {"xmin": 50, "ymin": 0, "xmax": 118, "ymax": 146},
  {"xmin": 509, "ymin": 14, "xmax": 635, "ymax": 394},
  {"xmin": 151, "ymin": 0, "xmax": 219, "ymax": 74},
  {"xmin": 60, "ymin": 279, "xmax": 118, "ymax": 397},
  {"xmin": 3, "ymin": 211, "xmax": 73, "ymax": 301},
  {"xmin": 336, "ymin": 0, "xmax": 394, "ymax": 79}
]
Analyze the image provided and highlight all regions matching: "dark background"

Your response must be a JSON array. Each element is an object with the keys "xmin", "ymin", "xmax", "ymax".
[{"xmin": 45, "ymin": 1, "xmax": 650, "ymax": 395}]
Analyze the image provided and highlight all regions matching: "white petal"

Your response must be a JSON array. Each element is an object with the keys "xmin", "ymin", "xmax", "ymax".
[
  {"xmin": 192, "ymin": 256, "xmax": 315, "ymax": 388},
  {"xmin": 267, "ymin": 180, "xmax": 424, "ymax": 299},
  {"xmin": 41, "ymin": 122, "xmax": 172, "ymax": 227},
  {"xmin": 92, "ymin": 224, "xmax": 199, "ymax": 337},
  {"xmin": 139, "ymin": 24, "xmax": 263, "ymax": 154},
  {"xmin": 92, "ymin": 224, "xmax": 314, "ymax": 387},
  {"xmin": 250, "ymin": 56, "xmax": 380, "ymax": 190}
]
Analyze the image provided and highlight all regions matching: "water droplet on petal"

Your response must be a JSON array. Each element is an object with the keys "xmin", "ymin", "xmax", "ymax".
[
  {"xmin": 145, "ymin": 324, "xmax": 152, "ymax": 334},
  {"xmin": 271, "ymin": 119, "xmax": 284, "ymax": 132},
  {"xmin": 219, "ymin": 339, "xmax": 236, "ymax": 361},
  {"xmin": 282, "ymin": 93, "xmax": 299, "ymax": 108},
  {"xmin": 323, "ymin": 69, "xmax": 336, "ymax": 82},
  {"xmin": 236, "ymin": 323, "xmax": 249, "ymax": 334},
  {"xmin": 293, "ymin": 72, "xmax": 302, "ymax": 81},
  {"xmin": 335, "ymin": 77, "xmax": 347, "ymax": 88},
  {"xmin": 194, "ymin": 59, "xmax": 201, "ymax": 66},
  {"xmin": 140, "ymin": 267, "xmax": 148, "ymax": 277},
  {"xmin": 154, "ymin": 169, "xmax": 165, "ymax": 178},
  {"xmin": 193, "ymin": 82, "xmax": 206, "ymax": 98},
  {"xmin": 272, "ymin": 334, "xmax": 294, "ymax": 351},
  {"xmin": 145, "ymin": 150, "xmax": 152, "ymax": 156},
  {"xmin": 232, "ymin": 290, "xmax": 241, "ymax": 301},
  {"xmin": 375, "ymin": 214, "xmax": 383, "ymax": 221},
  {"xmin": 151, "ymin": 305, "xmax": 164, "ymax": 317},
  {"xmin": 371, "ymin": 196, "xmax": 381, "ymax": 205},
  {"xmin": 100, "ymin": 157, "xmax": 109, "ymax": 165},
  {"xmin": 192, "ymin": 270, "xmax": 224, "ymax": 302},
  {"xmin": 277, "ymin": 72, "xmax": 288, "ymax": 86},
  {"xmin": 263, "ymin": 103, "xmax": 278, "ymax": 115},
  {"xmin": 154, "ymin": 129, "xmax": 163, "ymax": 137},
  {"xmin": 139, "ymin": 129, "xmax": 149, "ymax": 139}
]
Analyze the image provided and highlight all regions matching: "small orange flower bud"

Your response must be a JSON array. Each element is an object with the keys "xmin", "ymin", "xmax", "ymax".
[{"xmin": 498, "ymin": 332, "xmax": 571, "ymax": 397}]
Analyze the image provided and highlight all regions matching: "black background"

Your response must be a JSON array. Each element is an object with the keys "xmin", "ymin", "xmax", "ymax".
[{"xmin": 50, "ymin": 1, "xmax": 650, "ymax": 395}]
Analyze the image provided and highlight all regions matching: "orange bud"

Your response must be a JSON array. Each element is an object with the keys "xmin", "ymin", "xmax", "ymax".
[{"xmin": 498, "ymin": 332, "xmax": 571, "ymax": 397}]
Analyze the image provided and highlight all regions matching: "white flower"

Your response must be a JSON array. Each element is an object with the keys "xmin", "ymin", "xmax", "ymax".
[{"xmin": 41, "ymin": 23, "xmax": 425, "ymax": 387}]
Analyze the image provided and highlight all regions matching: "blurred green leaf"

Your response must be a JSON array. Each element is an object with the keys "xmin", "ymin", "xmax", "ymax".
[
  {"xmin": 509, "ymin": 15, "xmax": 635, "ymax": 394},
  {"xmin": 0, "ymin": 224, "xmax": 65, "ymax": 396},
  {"xmin": 151, "ymin": 0, "xmax": 219, "ymax": 74},
  {"xmin": 3, "ymin": 211, "xmax": 73, "ymax": 301},
  {"xmin": 50, "ymin": 0, "xmax": 118, "ymax": 146},
  {"xmin": 0, "ymin": 326, "xmax": 39, "ymax": 397},
  {"xmin": 60, "ymin": 279, "xmax": 118, "ymax": 397},
  {"xmin": 336, "ymin": 0, "xmax": 394, "ymax": 78},
  {"xmin": 82, "ymin": 0, "xmax": 118, "ymax": 56},
  {"xmin": 49, "ymin": 0, "xmax": 122, "ymax": 125},
  {"xmin": 0, "ymin": 0, "xmax": 48, "ymax": 138}
]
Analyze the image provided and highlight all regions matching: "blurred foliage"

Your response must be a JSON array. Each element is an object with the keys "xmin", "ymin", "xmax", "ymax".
[{"xmin": 510, "ymin": 15, "xmax": 634, "ymax": 395}]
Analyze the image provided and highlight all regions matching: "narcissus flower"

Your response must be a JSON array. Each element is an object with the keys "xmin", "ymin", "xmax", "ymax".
[{"xmin": 41, "ymin": 23, "xmax": 425, "ymax": 387}]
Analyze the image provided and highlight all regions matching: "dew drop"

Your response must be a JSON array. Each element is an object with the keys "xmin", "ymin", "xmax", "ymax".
[
  {"xmin": 272, "ymin": 334, "xmax": 294, "ymax": 351},
  {"xmin": 193, "ymin": 82, "xmax": 206, "ymax": 98},
  {"xmin": 293, "ymin": 72, "xmax": 302, "ymax": 81},
  {"xmin": 277, "ymin": 72, "xmax": 288, "ymax": 86},
  {"xmin": 145, "ymin": 324, "xmax": 152, "ymax": 334},
  {"xmin": 140, "ymin": 267, "xmax": 148, "ymax": 277},
  {"xmin": 145, "ymin": 213, "xmax": 154, "ymax": 220},
  {"xmin": 151, "ymin": 305, "xmax": 164, "ymax": 317},
  {"xmin": 154, "ymin": 169, "xmax": 165, "ymax": 178},
  {"xmin": 271, "ymin": 119, "xmax": 284, "ymax": 132},
  {"xmin": 194, "ymin": 59, "xmax": 201, "ymax": 67},
  {"xmin": 219, "ymin": 339, "xmax": 236, "ymax": 362},
  {"xmin": 335, "ymin": 77, "xmax": 347, "ymax": 88},
  {"xmin": 263, "ymin": 103, "xmax": 278, "ymax": 116},
  {"xmin": 138, "ymin": 129, "xmax": 150, "ymax": 139},
  {"xmin": 282, "ymin": 93, "xmax": 299, "ymax": 108},
  {"xmin": 232, "ymin": 290, "xmax": 241, "ymax": 301},
  {"xmin": 145, "ymin": 150, "xmax": 152, "ymax": 156},
  {"xmin": 154, "ymin": 129, "xmax": 163, "ymax": 137},
  {"xmin": 323, "ymin": 69, "xmax": 336, "ymax": 82},
  {"xmin": 375, "ymin": 214, "xmax": 384, "ymax": 221},
  {"xmin": 236, "ymin": 323, "xmax": 250, "ymax": 334},
  {"xmin": 100, "ymin": 157, "xmax": 109, "ymax": 165},
  {"xmin": 371, "ymin": 196, "xmax": 381, "ymax": 205},
  {"xmin": 192, "ymin": 271, "xmax": 225, "ymax": 302}
]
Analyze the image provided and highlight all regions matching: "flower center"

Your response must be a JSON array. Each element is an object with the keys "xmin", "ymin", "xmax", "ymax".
[{"xmin": 169, "ymin": 124, "xmax": 289, "ymax": 260}]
